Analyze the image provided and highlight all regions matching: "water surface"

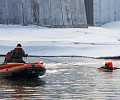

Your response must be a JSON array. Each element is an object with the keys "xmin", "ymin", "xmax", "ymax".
[{"xmin": 0, "ymin": 57, "xmax": 120, "ymax": 100}]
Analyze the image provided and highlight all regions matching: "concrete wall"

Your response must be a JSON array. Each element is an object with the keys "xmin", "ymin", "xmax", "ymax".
[
  {"xmin": 0, "ymin": 0, "xmax": 88, "ymax": 28},
  {"xmin": 93, "ymin": 0, "xmax": 120, "ymax": 26},
  {"xmin": 84, "ymin": 0, "xmax": 93, "ymax": 26}
]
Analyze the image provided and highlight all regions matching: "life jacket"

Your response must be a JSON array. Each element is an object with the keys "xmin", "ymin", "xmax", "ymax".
[
  {"xmin": 12, "ymin": 46, "xmax": 23, "ymax": 58},
  {"xmin": 105, "ymin": 62, "xmax": 114, "ymax": 68}
]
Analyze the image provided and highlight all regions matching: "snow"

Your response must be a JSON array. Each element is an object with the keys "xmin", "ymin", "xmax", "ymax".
[{"xmin": 0, "ymin": 21, "xmax": 120, "ymax": 57}]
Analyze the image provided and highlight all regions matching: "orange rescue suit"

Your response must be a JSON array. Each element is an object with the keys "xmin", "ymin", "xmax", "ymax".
[{"xmin": 105, "ymin": 62, "xmax": 114, "ymax": 69}]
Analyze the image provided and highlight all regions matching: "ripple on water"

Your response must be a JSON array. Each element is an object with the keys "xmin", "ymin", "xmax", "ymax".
[{"xmin": 0, "ymin": 57, "xmax": 120, "ymax": 99}]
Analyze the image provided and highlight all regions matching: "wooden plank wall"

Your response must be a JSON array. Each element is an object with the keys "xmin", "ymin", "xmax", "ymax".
[{"xmin": 0, "ymin": 0, "xmax": 88, "ymax": 28}]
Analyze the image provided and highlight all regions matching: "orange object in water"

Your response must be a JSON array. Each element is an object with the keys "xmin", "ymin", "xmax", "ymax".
[{"xmin": 105, "ymin": 62, "xmax": 113, "ymax": 68}]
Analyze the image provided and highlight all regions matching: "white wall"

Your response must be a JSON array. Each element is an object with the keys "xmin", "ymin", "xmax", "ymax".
[{"xmin": 93, "ymin": 0, "xmax": 120, "ymax": 26}]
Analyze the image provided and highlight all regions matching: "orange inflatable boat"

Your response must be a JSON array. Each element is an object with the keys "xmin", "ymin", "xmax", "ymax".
[{"xmin": 0, "ymin": 61, "xmax": 46, "ymax": 78}]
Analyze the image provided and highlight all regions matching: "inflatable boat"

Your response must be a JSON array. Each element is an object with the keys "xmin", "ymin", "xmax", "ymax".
[{"xmin": 0, "ymin": 61, "xmax": 46, "ymax": 78}]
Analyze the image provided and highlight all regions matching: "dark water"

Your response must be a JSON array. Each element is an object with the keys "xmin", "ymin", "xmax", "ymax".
[{"xmin": 0, "ymin": 57, "xmax": 120, "ymax": 100}]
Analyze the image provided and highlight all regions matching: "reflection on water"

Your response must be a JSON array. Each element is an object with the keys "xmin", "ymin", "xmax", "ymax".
[
  {"xmin": 0, "ymin": 57, "xmax": 120, "ymax": 99},
  {"xmin": 0, "ymin": 78, "xmax": 46, "ymax": 99}
]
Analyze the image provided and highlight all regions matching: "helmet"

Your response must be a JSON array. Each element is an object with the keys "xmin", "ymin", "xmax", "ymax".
[{"xmin": 17, "ymin": 44, "xmax": 22, "ymax": 47}]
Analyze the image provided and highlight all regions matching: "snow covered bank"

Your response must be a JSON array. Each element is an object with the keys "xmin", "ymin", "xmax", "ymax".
[{"xmin": 0, "ymin": 21, "xmax": 120, "ymax": 57}]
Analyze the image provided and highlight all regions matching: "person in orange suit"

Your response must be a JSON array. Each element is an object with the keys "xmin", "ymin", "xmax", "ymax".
[{"xmin": 102, "ymin": 62, "xmax": 115, "ymax": 70}]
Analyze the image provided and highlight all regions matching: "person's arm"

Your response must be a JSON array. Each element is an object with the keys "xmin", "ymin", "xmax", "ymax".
[{"xmin": 22, "ymin": 49, "xmax": 28, "ymax": 57}]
